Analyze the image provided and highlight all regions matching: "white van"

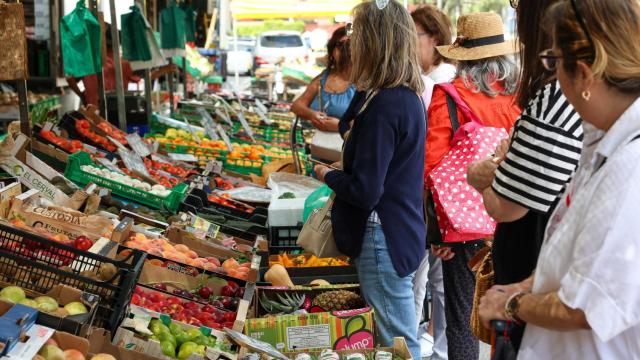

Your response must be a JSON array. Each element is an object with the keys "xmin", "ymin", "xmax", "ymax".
[{"xmin": 254, "ymin": 31, "xmax": 308, "ymax": 65}]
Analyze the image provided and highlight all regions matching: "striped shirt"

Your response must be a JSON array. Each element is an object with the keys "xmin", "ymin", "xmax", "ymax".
[{"xmin": 492, "ymin": 81, "xmax": 583, "ymax": 213}]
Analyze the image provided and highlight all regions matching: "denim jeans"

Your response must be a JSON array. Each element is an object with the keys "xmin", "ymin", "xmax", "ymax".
[{"xmin": 354, "ymin": 222, "xmax": 421, "ymax": 360}]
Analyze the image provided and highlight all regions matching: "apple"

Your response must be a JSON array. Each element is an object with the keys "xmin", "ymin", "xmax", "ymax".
[
  {"xmin": 36, "ymin": 296, "xmax": 59, "ymax": 312},
  {"xmin": 235, "ymin": 287, "xmax": 245, "ymax": 298},
  {"xmin": 198, "ymin": 287, "xmax": 212, "ymax": 300},
  {"xmin": 204, "ymin": 320, "xmax": 221, "ymax": 329},
  {"xmin": 63, "ymin": 349, "xmax": 86, "ymax": 360},
  {"xmin": 224, "ymin": 312, "xmax": 236, "ymax": 322},
  {"xmin": 45, "ymin": 339, "xmax": 58, "ymax": 347},
  {"xmin": 38, "ymin": 344, "xmax": 64, "ymax": 360},
  {"xmin": 64, "ymin": 302, "xmax": 88, "ymax": 315},
  {"xmin": 153, "ymin": 283, "xmax": 167, "ymax": 291},
  {"xmin": 201, "ymin": 304, "xmax": 216, "ymax": 313},
  {"xmin": 220, "ymin": 286, "xmax": 235, "ymax": 298},
  {"xmin": 165, "ymin": 297, "xmax": 181, "ymax": 306},
  {"xmin": 0, "ymin": 286, "xmax": 26, "ymax": 303}
]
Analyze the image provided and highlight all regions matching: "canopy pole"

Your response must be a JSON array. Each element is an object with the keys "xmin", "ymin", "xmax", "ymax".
[
  {"xmin": 89, "ymin": 0, "xmax": 107, "ymax": 118},
  {"xmin": 183, "ymin": 57, "xmax": 188, "ymax": 99},
  {"xmin": 144, "ymin": 69, "xmax": 152, "ymax": 124},
  {"xmin": 17, "ymin": 79, "xmax": 31, "ymax": 141},
  {"xmin": 109, "ymin": 0, "xmax": 127, "ymax": 131},
  {"xmin": 168, "ymin": 59, "xmax": 175, "ymax": 112},
  {"xmin": 233, "ymin": 17, "xmax": 240, "ymax": 91}
]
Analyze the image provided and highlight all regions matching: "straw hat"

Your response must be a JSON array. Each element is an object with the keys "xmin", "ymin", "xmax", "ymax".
[{"xmin": 436, "ymin": 12, "xmax": 519, "ymax": 61}]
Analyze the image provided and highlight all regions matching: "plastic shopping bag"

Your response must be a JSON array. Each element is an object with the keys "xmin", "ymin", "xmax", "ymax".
[{"xmin": 303, "ymin": 184, "xmax": 333, "ymax": 222}]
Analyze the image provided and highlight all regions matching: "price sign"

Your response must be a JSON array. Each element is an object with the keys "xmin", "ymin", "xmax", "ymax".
[
  {"xmin": 190, "ymin": 214, "xmax": 221, "ymax": 240},
  {"xmin": 96, "ymin": 157, "xmax": 124, "ymax": 174},
  {"xmin": 197, "ymin": 108, "xmax": 220, "ymax": 140},
  {"xmin": 236, "ymin": 110, "xmax": 254, "ymax": 140},
  {"xmin": 118, "ymin": 148, "xmax": 154, "ymax": 182},
  {"xmin": 125, "ymin": 133, "xmax": 152, "ymax": 157},
  {"xmin": 255, "ymin": 99, "xmax": 272, "ymax": 125},
  {"xmin": 182, "ymin": 116, "xmax": 202, "ymax": 144},
  {"xmin": 107, "ymin": 136, "xmax": 130, "ymax": 153},
  {"xmin": 216, "ymin": 124, "xmax": 233, "ymax": 151},
  {"xmin": 215, "ymin": 108, "xmax": 233, "ymax": 127},
  {"xmin": 168, "ymin": 153, "xmax": 198, "ymax": 162},
  {"xmin": 202, "ymin": 159, "xmax": 223, "ymax": 176}
]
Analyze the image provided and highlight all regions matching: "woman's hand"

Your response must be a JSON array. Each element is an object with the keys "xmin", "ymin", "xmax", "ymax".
[
  {"xmin": 314, "ymin": 165, "xmax": 331, "ymax": 183},
  {"xmin": 431, "ymin": 244, "xmax": 455, "ymax": 260},
  {"xmin": 310, "ymin": 111, "xmax": 328, "ymax": 130},
  {"xmin": 467, "ymin": 156, "xmax": 501, "ymax": 192}
]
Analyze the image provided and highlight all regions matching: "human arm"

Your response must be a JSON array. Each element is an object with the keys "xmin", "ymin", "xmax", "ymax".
[{"xmin": 291, "ymin": 76, "xmax": 329, "ymax": 129}]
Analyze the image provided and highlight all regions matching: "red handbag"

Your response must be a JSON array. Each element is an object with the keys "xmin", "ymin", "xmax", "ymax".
[{"xmin": 428, "ymin": 83, "xmax": 508, "ymax": 243}]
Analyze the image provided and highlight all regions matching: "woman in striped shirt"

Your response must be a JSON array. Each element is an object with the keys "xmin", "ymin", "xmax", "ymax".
[{"xmin": 467, "ymin": 0, "xmax": 583, "ymax": 353}]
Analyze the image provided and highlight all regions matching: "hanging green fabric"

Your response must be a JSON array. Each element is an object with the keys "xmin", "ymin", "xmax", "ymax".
[
  {"xmin": 121, "ymin": 5, "xmax": 152, "ymax": 62},
  {"xmin": 160, "ymin": 0, "xmax": 186, "ymax": 57},
  {"xmin": 180, "ymin": 3, "xmax": 197, "ymax": 43},
  {"xmin": 60, "ymin": 0, "xmax": 102, "ymax": 77}
]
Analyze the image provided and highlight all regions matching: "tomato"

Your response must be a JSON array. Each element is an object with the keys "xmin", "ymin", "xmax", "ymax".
[{"xmin": 74, "ymin": 235, "xmax": 93, "ymax": 251}]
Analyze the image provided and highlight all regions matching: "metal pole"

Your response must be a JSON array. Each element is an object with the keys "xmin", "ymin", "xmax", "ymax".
[
  {"xmin": 182, "ymin": 57, "xmax": 188, "ymax": 99},
  {"xmin": 17, "ymin": 79, "xmax": 31, "ymax": 141},
  {"xmin": 233, "ymin": 17, "xmax": 239, "ymax": 90},
  {"xmin": 109, "ymin": 0, "xmax": 127, "ymax": 131},
  {"xmin": 168, "ymin": 59, "xmax": 175, "ymax": 112},
  {"xmin": 89, "ymin": 0, "xmax": 107, "ymax": 118},
  {"xmin": 144, "ymin": 69, "xmax": 153, "ymax": 124}
]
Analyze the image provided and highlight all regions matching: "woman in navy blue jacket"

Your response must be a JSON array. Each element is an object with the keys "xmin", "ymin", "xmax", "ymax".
[{"xmin": 314, "ymin": 2, "xmax": 426, "ymax": 358}]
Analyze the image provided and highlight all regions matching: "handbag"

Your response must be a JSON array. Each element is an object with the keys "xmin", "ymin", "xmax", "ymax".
[
  {"xmin": 469, "ymin": 246, "xmax": 494, "ymax": 344},
  {"xmin": 297, "ymin": 90, "xmax": 378, "ymax": 257},
  {"xmin": 428, "ymin": 83, "xmax": 508, "ymax": 243}
]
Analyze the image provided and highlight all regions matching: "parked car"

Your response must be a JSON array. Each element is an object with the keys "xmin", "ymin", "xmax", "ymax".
[
  {"xmin": 226, "ymin": 38, "xmax": 255, "ymax": 76},
  {"xmin": 254, "ymin": 31, "xmax": 308, "ymax": 65}
]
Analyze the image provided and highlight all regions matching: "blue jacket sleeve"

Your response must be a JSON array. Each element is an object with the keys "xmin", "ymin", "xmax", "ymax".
[{"xmin": 324, "ymin": 105, "xmax": 397, "ymax": 211}]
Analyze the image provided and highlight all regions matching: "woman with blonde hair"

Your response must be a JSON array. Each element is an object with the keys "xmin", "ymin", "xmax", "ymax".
[
  {"xmin": 479, "ymin": 0, "xmax": 640, "ymax": 358},
  {"xmin": 314, "ymin": 1, "xmax": 426, "ymax": 358}
]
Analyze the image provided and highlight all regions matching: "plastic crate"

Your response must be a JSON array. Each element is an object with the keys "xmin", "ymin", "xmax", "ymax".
[
  {"xmin": 222, "ymin": 157, "xmax": 264, "ymax": 176},
  {"xmin": 64, "ymin": 152, "xmax": 188, "ymax": 212},
  {"xmin": 268, "ymin": 225, "xmax": 304, "ymax": 253},
  {"xmin": 0, "ymin": 223, "xmax": 146, "ymax": 333}
]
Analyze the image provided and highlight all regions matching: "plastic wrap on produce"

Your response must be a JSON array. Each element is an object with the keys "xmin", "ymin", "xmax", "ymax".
[
  {"xmin": 219, "ymin": 186, "xmax": 272, "ymax": 204},
  {"xmin": 267, "ymin": 173, "xmax": 323, "ymax": 201}
]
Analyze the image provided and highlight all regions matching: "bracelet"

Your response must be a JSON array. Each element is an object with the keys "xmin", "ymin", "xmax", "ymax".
[{"xmin": 504, "ymin": 291, "xmax": 528, "ymax": 324}]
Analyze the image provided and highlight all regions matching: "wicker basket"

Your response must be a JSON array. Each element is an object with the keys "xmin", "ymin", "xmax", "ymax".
[
  {"xmin": 0, "ymin": 2, "xmax": 28, "ymax": 81},
  {"xmin": 470, "ymin": 247, "xmax": 494, "ymax": 344}
]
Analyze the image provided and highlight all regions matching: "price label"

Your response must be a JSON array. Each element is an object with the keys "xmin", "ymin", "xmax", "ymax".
[
  {"xmin": 216, "ymin": 124, "xmax": 233, "ymax": 151},
  {"xmin": 118, "ymin": 148, "xmax": 154, "ymax": 182},
  {"xmin": 236, "ymin": 110, "xmax": 254, "ymax": 140},
  {"xmin": 202, "ymin": 159, "xmax": 223, "ymax": 176},
  {"xmin": 168, "ymin": 153, "xmax": 198, "ymax": 162},
  {"xmin": 96, "ymin": 157, "xmax": 124, "ymax": 174},
  {"xmin": 42, "ymin": 122, "xmax": 54, "ymax": 132},
  {"xmin": 107, "ymin": 136, "xmax": 130, "ymax": 153},
  {"xmin": 198, "ymin": 108, "xmax": 220, "ymax": 141},
  {"xmin": 125, "ymin": 133, "xmax": 152, "ymax": 157},
  {"xmin": 182, "ymin": 116, "xmax": 202, "ymax": 144},
  {"xmin": 190, "ymin": 214, "xmax": 221, "ymax": 240},
  {"xmin": 215, "ymin": 108, "xmax": 233, "ymax": 127}
]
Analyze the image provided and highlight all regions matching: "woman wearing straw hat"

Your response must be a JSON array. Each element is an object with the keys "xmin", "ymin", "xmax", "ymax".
[{"xmin": 425, "ymin": 12, "xmax": 521, "ymax": 360}]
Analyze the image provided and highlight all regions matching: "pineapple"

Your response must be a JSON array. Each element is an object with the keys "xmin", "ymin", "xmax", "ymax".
[{"xmin": 312, "ymin": 290, "xmax": 366, "ymax": 311}]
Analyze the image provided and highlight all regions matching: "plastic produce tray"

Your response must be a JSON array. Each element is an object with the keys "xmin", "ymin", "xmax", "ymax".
[
  {"xmin": 268, "ymin": 225, "xmax": 304, "ymax": 254},
  {"xmin": 0, "ymin": 223, "xmax": 146, "ymax": 333},
  {"xmin": 64, "ymin": 151, "xmax": 188, "ymax": 212}
]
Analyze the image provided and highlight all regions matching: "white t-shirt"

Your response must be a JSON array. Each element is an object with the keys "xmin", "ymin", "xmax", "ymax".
[
  {"xmin": 421, "ymin": 63, "xmax": 456, "ymax": 109},
  {"xmin": 517, "ymin": 98, "xmax": 640, "ymax": 360}
]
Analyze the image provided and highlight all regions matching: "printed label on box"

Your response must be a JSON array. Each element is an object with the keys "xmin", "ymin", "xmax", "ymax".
[{"xmin": 286, "ymin": 325, "xmax": 331, "ymax": 351}]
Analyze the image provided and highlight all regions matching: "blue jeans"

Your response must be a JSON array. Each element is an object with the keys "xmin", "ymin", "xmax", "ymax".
[{"xmin": 354, "ymin": 223, "xmax": 421, "ymax": 360}]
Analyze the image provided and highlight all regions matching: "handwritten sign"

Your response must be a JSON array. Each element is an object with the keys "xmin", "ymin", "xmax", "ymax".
[
  {"xmin": 198, "ymin": 108, "xmax": 220, "ymax": 141},
  {"xmin": 126, "ymin": 133, "xmax": 152, "ymax": 158}
]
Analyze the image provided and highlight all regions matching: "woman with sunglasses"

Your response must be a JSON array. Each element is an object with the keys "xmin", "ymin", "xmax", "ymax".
[
  {"xmin": 292, "ymin": 26, "xmax": 355, "ymax": 133},
  {"xmin": 478, "ymin": 0, "xmax": 640, "ymax": 358},
  {"xmin": 314, "ymin": 1, "xmax": 426, "ymax": 359},
  {"xmin": 466, "ymin": 0, "xmax": 584, "ymax": 355}
]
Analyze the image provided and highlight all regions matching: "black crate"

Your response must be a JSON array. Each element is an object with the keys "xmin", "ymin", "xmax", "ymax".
[
  {"xmin": 0, "ymin": 223, "xmax": 146, "ymax": 333},
  {"xmin": 268, "ymin": 226, "xmax": 304, "ymax": 253}
]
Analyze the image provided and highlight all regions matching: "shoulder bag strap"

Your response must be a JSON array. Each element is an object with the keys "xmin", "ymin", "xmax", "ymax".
[
  {"xmin": 445, "ymin": 94, "xmax": 461, "ymax": 133},
  {"xmin": 435, "ymin": 83, "xmax": 482, "ymax": 125}
]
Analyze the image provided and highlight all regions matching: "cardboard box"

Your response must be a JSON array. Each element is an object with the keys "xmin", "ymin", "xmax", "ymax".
[
  {"xmin": 283, "ymin": 337, "xmax": 412, "ymax": 360},
  {"xmin": 0, "ymin": 323, "xmax": 89, "ymax": 360},
  {"xmin": 87, "ymin": 328, "xmax": 168, "ymax": 360},
  {"xmin": 244, "ymin": 307, "xmax": 375, "ymax": 352},
  {"xmin": 0, "ymin": 284, "xmax": 99, "ymax": 337}
]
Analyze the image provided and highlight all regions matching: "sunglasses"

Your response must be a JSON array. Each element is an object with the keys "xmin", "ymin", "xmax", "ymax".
[{"xmin": 570, "ymin": 0, "xmax": 596, "ymax": 61}]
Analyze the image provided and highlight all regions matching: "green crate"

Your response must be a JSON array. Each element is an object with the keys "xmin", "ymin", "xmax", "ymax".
[
  {"xmin": 221, "ymin": 156, "xmax": 264, "ymax": 176},
  {"xmin": 64, "ymin": 152, "xmax": 188, "ymax": 212}
]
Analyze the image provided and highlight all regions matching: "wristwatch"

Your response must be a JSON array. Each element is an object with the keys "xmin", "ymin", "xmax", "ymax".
[{"xmin": 505, "ymin": 291, "xmax": 527, "ymax": 324}]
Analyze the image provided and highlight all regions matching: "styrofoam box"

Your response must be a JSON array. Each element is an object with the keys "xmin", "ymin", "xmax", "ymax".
[{"xmin": 268, "ymin": 198, "xmax": 306, "ymax": 227}]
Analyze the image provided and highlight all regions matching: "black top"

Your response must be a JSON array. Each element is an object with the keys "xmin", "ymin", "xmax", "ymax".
[{"xmin": 325, "ymin": 87, "xmax": 427, "ymax": 277}]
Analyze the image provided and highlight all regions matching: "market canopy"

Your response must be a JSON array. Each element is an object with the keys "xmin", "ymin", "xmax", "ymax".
[{"xmin": 230, "ymin": 0, "xmax": 362, "ymax": 20}]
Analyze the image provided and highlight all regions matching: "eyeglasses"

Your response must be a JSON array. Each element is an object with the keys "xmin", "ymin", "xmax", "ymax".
[
  {"xmin": 570, "ymin": 0, "xmax": 596, "ymax": 61},
  {"xmin": 346, "ymin": 23, "xmax": 353, "ymax": 37},
  {"xmin": 539, "ymin": 49, "xmax": 561, "ymax": 71},
  {"xmin": 509, "ymin": 0, "xmax": 518, "ymax": 9},
  {"xmin": 538, "ymin": 48, "xmax": 592, "ymax": 71}
]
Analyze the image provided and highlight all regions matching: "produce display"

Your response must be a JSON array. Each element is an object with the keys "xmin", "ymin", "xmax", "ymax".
[
  {"xmin": 39, "ymin": 130, "xmax": 85, "ymax": 154},
  {"xmin": 145, "ymin": 318, "xmax": 234, "ymax": 359},
  {"xmin": 75, "ymin": 119, "xmax": 117, "ymax": 152},
  {"xmin": 270, "ymin": 255, "xmax": 350, "ymax": 268},
  {"xmin": 0, "ymin": 286, "xmax": 88, "ymax": 316},
  {"xmin": 80, "ymin": 165, "xmax": 172, "ymax": 197}
]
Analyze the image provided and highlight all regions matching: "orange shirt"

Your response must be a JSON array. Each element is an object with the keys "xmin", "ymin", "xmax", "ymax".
[{"xmin": 425, "ymin": 77, "xmax": 521, "ymax": 185}]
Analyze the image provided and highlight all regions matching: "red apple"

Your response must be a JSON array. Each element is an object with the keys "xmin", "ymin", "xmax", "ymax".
[
  {"xmin": 224, "ymin": 312, "xmax": 236, "ymax": 322},
  {"xmin": 204, "ymin": 320, "xmax": 221, "ymax": 329},
  {"xmin": 223, "ymin": 322, "xmax": 234, "ymax": 329},
  {"xmin": 227, "ymin": 281, "xmax": 239, "ymax": 290},
  {"xmin": 198, "ymin": 287, "xmax": 212, "ymax": 300},
  {"xmin": 131, "ymin": 294, "xmax": 141, "ymax": 306},
  {"xmin": 220, "ymin": 286, "xmax": 235, "ymax": 298},
  {"xmin": 165, "ymin": 297, "xmax": 180, "ymax": 306},
  {"xmin": 201, "ymin": 305, "xmax": 216, "ymax": 313}
]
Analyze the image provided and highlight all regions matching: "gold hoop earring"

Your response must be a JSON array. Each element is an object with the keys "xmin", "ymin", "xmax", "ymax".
[{"xmin": 582, "ymin": 90, "xmax": 591, "ymax": 101}]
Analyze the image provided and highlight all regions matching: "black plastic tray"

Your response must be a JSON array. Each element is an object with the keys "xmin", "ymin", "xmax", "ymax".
[{"xmin": 0, "ymin": 223, "xmax": 146, "ymax": 333}]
